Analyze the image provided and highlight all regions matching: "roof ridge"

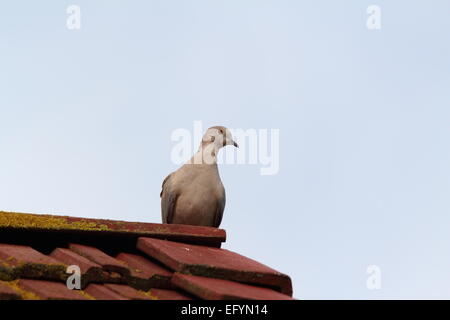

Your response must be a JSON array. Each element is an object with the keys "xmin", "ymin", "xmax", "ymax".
[{"xmin": 0, "ymin": 211, "xmax": 226, "ymax": 248}]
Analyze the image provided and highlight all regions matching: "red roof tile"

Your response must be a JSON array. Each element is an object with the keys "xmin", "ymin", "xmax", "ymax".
[
  {"xmin": 116, "ymin": 252, "xmax": 173, "ymax": 290},
  {"xmin": 49, "ymin": 247, "xmax": 110, "ymax": 287},
  {"xmin": 0, "ymin": 282, "xmax": 21, "ymax": 300},
  {"xmin": 148, "ymin": 288, "xmax": 192, "ymax": 300},
  {"xmin": 137, "ymin": 237, "xmax": 292, "ymax": 295},
  {"xmin": 0, "ymin": 244, "xmax": 66, "ymax": 281},
  {"xmin": 0, "ymin": 211, "xmax": 294, "ymax": 300},
  {"xmin": 68, "ymin": 243, "xmax": 130, "ymax": 276},
  {"xmin": 85, "ymin": 284, "xmax": 128, "ymax": 300},
  {"xmin": 116, "ymin": 252, "xmax": 172, "ymax": 279},
  {"xmin": 0, "ymin": 244, "xmax": 61, "ymax": 267},
  {"xmin": 103, "ymin": 284, "xmax": 151, "ymax": 300},
  {"xmin": 172, "ymin": 273, "xmax": 294, "ymax": 300},
  {"xmin": 18, "ymin": 279, "xmax": 88, "ymax": 300},
  {"xmin": 50, "ymin": 248, "xmax": 101, "ymax": 275},
  {"xmin": 0, "ymin": 211, "xmax": 226, "ymax": 247}
]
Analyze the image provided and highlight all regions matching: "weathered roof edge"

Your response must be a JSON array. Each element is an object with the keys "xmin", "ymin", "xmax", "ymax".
[{"xmin": 0, "ymin": 211, "xmax": 226, "ymax": 247}]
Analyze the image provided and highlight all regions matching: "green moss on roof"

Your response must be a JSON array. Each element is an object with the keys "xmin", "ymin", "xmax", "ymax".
[
  {"xmin": 0, "ymin": 211, "xmax": 109, "ymax": 232},
  {"xmin": 0, "ymin": 280, "xmax": 40, "ymax": 300},
  {"xmin": 143, "ymin": 289, "xmax": 159, "ymax": 300},
  {"xmin": 0, "ymin": 210, "xmax": 226, "ymax": 247}
]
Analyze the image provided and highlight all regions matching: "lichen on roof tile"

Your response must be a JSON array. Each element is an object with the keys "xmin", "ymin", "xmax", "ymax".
[
  {"xmin": 0, "ymin": 211, "xmax": 109, "ymax": 231},
  {"xmin": 0, "ymin": 211, "xmax": 226, "ymax": 247},
  {"xmin": 0, "ymin": 210, "xmax": 294, "ymax": 300},
  {"xmin": 0, "ymin": 244, "xmax": 68, "ymax": 282}
]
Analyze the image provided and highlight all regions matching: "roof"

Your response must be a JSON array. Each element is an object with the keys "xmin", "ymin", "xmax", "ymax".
[{"xmin": 0, "ymin": 211, "xmax": 293, "ymax": 300}]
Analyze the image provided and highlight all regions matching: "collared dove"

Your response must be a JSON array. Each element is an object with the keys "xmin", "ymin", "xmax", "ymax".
[{"xmin": 160, "ymin": 126, "xmax": 238, "ymax": 228}]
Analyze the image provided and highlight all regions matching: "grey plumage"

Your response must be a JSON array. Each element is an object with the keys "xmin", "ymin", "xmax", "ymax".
[{"xmin": 160, "ymin": 126, "xmax": 238, "ymax": 228}]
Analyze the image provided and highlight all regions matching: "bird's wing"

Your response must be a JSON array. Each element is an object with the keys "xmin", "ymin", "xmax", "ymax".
[
  {"xmin": 160, "ymin": 173, "xmax": 172, "ymax": 198},
  {"xmin": 213, "ymin": 191, "xmax": 226, "ymax": 228},
  {"xmin": 161, "ymin": 173, "xmax": 178, "ymax": 224}
]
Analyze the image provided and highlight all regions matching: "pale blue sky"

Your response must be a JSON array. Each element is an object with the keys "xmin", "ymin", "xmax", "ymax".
[{"xmin": 1, "ymin": 1, "xmax": 449, "ymax": 299}]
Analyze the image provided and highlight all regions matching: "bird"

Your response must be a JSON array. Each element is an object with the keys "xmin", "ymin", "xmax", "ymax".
[{"xmin": 160, "ymin": 126, "xmax": 238, "ymax": 228}]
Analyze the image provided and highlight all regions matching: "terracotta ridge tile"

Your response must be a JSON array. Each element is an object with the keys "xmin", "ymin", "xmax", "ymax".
[{"xmin": 0, "ymin": 211, "xmax": 226, "ymax": 247}]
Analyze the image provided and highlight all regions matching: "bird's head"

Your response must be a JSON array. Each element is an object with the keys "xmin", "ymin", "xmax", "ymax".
[{"xmin": 202, "ymin": 126, "xmax": 239, "ymax": 149}]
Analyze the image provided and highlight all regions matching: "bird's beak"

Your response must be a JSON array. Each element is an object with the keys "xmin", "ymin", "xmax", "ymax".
[{"xmin": 233, "ymin": 141, "xmax": 239, "ymax": 148}]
